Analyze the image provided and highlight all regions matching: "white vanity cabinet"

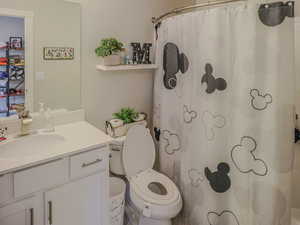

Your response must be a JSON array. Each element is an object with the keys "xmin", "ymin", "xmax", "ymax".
[
  {"xmin": 0, "ymin": 197, "xmax": 36, "ymax": 225},
  {"xmin": 0, "ymin": 146, "xmax": 110, "ymax": 225},
  {"xmin": 45, "ymin": 173, "xmax": 106, "ymax": 225}
]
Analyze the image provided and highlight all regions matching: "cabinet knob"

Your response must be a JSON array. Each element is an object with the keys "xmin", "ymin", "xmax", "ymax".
[
  {"xmin": 48, "ymin": 201, "xmax": 53, "ymax": 225},
  {"xmin": 30, "ymin": 208, "xmax": 34, "ymax": 225}
]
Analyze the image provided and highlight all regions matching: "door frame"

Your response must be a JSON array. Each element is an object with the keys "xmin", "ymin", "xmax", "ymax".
[{"xmin": 0, "ymin": 8, "xmax": 34, "ymax": 112}]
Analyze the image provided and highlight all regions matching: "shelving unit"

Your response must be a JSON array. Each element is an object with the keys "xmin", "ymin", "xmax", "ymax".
[
  {"xmin": 96, "ymin": 64, "xmax": 158, "ymax": 71},
  {"xmin": 0, "ymin": 42, "xmax": 25, "ymax": 117}
]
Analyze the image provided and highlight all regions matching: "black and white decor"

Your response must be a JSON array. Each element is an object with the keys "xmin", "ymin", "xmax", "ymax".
[{"xmin": 153, "ymin": 1, "xmax": 295, "ymax": 225}]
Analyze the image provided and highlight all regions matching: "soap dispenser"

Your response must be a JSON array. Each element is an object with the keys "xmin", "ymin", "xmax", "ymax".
[
  {"xmin": 39, "ymin": 102, "xmax": 46, "ymax": 127},
  {"xmin": 44, "ymin": 108, "xmax": 55, "ymax": 132}
]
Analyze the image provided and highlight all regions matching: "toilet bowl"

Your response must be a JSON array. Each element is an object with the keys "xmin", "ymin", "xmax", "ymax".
[{"xmin": 110, "ymin": 125, "xmax": 182, "ymax": 225}]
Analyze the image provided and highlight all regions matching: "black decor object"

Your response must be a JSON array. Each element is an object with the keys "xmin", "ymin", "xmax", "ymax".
[
  {"xmin": 201, "ymin": 63, "xmax": 227, "ymax": 94},
  {"xmin": 295, "ymin": 128, "xmax": 300, "ymax": 143},
  {"xmin": 204, "ymin": 163, "xmax": 231, "ymax": 193},
  {"xmin": 163, "ymin": 42, "xmax": 189, "ymax": 90},
  {"xmin": 143, "ymin": 43, "xmax": 152, "ymax": 64},
  {"xmin": 130, "ymin": 42, "xmax": 152, "ymax": 64},
  {"xmin": 131, "ymin": 43, "xmax": 139, "ymax": 63},
  {"xmin": 258, "ymin": 1, "xmax": 294, "ymax": 27},
  {"xmin": 154, "ymin": 127, "xmax": 161, "ymax": 141},
  {"xmin": 155, "ymin": 22, "xmax": 162, "ymax": 40}
]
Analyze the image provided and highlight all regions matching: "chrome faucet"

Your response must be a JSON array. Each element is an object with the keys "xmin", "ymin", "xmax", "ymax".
[{"xmin": 14, "ymin": 105, "xmax": 33, "ymax": 136}]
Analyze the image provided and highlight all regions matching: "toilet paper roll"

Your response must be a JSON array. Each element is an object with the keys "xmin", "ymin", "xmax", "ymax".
[{"xmin": 110, "ymin": 119, "xmax": 124, "ymax": 128}]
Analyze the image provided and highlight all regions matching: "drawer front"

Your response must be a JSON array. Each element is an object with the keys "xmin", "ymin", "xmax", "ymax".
[
  {"xmin": 0, "ymin": 174, "xmax": 11, "ymax": 204},
  {"xmin": 70, "ymin": 147, "xmax": 108, "ymax": 179},
  {"xmin": 14, "ymin": 159, "xmax": 68, "ymax": 198}
]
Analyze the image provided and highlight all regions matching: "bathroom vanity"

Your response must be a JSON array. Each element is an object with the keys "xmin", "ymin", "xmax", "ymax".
[{"xmin": 0, "ymin": 121, "xmax": 112, "ymax": 225}]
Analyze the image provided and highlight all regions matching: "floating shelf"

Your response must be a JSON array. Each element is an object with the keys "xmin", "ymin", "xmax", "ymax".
[{"xmin": 96, "ymin": 64, "xmax": 158, "ymax": 71}]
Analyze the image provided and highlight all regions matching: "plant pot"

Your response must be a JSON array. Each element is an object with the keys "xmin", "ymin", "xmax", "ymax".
[{"xmin": 100, "ymin": 54, "xmax": 121, "ymax": 66}]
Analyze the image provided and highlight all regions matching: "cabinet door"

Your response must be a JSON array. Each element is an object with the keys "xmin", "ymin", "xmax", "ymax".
[
  {"xmin": 45, "ymin": 172, "xmax": 108, "ymax": 225},
  {"xmin": 0, "ymin": 198, "xmax": 36, "ymax": 225}
]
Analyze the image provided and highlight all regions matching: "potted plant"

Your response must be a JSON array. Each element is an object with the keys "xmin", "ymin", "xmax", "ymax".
[
  {"xmin": 113, "ymin": 108, "xmax": 138, "ymax": 124},
  {"xmin": 95, "ymin": 38, "xmax": 124, "ymax": 66}
]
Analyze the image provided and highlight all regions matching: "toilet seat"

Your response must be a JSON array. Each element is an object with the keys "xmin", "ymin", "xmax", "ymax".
[
  {"xmin": 130, "ymin": 169, "xmax": 180, "ymax": 205},
  {"xmin": 121, "ymin": 125, "xmax": 183, "ymax": 222}
]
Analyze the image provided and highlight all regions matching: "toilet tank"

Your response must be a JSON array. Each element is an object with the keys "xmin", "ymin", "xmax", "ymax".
[{"xmin": 109, "ymin": 136, "xmax": 126, "ymax": 175}]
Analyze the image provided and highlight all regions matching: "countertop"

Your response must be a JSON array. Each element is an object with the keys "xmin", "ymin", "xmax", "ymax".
[{"xmin": 0, "ymin": 121, "xmax": 113, "ymax": 175}]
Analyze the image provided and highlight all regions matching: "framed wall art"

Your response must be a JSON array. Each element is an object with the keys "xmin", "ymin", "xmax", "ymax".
[{"xmin": 43, "ymin": 47, "xmax": 74, "ymax": 60}]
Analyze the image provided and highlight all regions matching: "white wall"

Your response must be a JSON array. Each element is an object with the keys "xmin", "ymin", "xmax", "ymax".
[
  {"xmin": 0, "ymin": 16, "xmax": 24, "ymax": 43},
  {"xmin": 81, "ymin": 0, "xmax": 187, "ymax": 131},
  {"xmin": 0, "ymin": 0, "xmax": 81, "ymax": 112}
]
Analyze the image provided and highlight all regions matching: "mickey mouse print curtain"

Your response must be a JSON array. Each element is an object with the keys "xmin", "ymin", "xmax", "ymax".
[{"xmin": 153, "ymin": 1, "xmax": 295, "ymax": 225}]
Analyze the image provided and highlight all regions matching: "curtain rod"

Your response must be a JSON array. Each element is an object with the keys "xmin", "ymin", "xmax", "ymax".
[{"xmin": 152, "ymin": 0, "xmax": 246, "ymax": 24}]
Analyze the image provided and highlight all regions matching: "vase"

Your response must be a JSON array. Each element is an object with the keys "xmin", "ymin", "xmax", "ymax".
[{"xmin": 101, "ymin": 54, "xmax": 121, "ymax": 66}]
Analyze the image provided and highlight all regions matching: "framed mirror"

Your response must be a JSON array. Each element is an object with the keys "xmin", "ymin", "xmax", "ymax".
[{"xmin": 0, "ymin": 0, "xmax": 81, "ymax": 117}]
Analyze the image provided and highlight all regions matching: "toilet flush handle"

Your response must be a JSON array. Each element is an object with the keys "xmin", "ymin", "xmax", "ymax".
[{"xmin": 143, "ymin": 204, "xmax": 152, "ymax": 217}]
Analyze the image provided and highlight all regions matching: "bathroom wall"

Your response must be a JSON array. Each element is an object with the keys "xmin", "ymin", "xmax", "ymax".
[{"xmin": 80, "ymin": 0, "xmax": 188, "ymax": 130}]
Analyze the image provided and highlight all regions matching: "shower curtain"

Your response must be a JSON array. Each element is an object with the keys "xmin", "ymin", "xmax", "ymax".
[{"xmin": 153, "ymin": 1, "xmax": 295, "ymax": 225}]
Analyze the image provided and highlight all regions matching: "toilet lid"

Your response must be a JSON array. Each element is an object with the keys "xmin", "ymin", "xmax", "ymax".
[{"xmin": 123, "ymin": 125, "xmax": 156, "ymax": 178}]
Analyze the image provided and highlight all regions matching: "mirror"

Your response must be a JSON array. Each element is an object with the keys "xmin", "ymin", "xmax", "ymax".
[{"xmin": 0, "ymin": 0, "xmax": 81, "ymax": 117}]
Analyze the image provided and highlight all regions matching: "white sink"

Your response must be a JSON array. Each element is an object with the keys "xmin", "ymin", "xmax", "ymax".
[{"xmin": 0, "ymin": 134, "xmax": 65, "ymax": 159}]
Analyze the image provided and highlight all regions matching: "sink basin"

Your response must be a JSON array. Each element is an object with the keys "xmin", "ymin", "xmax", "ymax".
[{"xmin": 0, "ymin": 134, "xmax": 65, "ymax": 159}]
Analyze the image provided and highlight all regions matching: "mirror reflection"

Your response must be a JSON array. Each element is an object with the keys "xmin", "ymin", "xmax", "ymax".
[{"xmin": 0, "ymin": 0, "xmax": 81, "ymax": 117}]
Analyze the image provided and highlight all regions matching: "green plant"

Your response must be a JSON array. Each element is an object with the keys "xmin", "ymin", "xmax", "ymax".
[
  {"xmin": 95, "ymin": 38, "xmax": 124, "ymax": 57},
  {"xmin": 113, "ymin": 108, "xmax": 138, "ymax": 124}
]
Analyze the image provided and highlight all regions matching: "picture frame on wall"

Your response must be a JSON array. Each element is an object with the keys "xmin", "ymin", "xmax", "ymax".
[
  {"xmin": 9, "ymin": 37, "xmax": 23, "ymax": 49},
  {"xmin": 43, "ymin": 47, "xmax": 74, "ymax": 60}
]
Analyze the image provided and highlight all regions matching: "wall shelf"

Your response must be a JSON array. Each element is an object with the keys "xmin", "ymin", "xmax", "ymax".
[{"xmin": 96, "ymin": 64, "xmax": 158, "ymax": 71}]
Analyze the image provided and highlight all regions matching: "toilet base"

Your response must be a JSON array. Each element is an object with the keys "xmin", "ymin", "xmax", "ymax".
[{"xmin": 139, "ymin": 216, "xmax": 171, "ymax": 225}]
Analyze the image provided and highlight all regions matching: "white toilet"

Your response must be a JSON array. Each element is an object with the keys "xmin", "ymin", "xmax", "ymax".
[{"xmin": 109, "ymin": 125, "xmax": 182, "ymax": 225}]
